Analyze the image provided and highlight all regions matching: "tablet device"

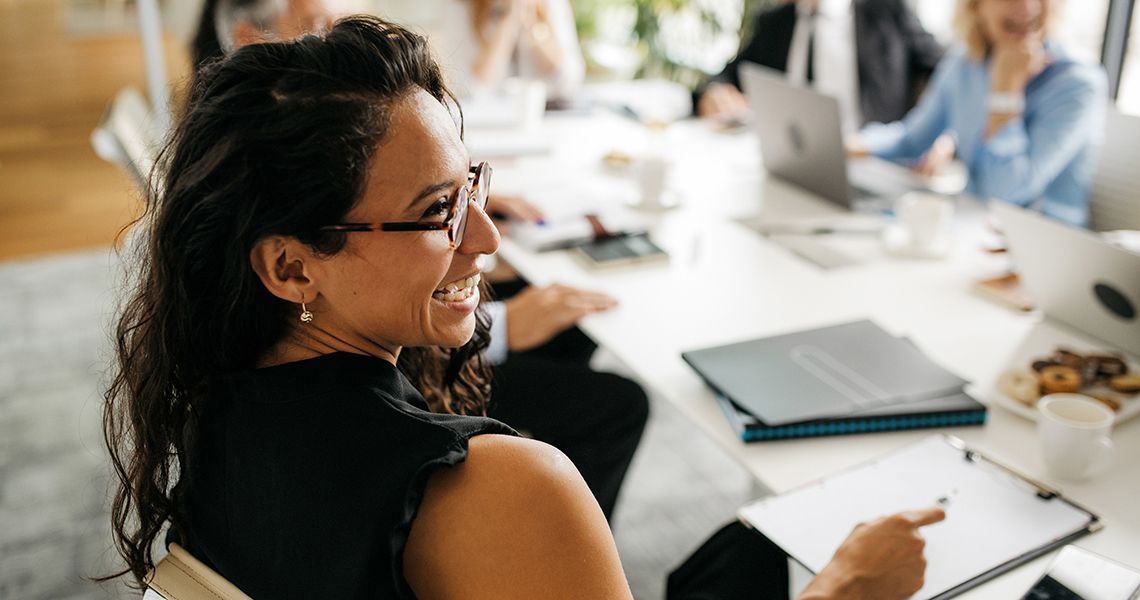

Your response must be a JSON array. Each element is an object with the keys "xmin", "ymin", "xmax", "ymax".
[{"xmin": 573, "ymin": 234, "xmax": 668, "ymax": 268}]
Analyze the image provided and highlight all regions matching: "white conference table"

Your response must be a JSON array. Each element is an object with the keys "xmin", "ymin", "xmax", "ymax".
[{"xmin": 480, "ymin": 110, "xmax": 1140, "ymax": 598}]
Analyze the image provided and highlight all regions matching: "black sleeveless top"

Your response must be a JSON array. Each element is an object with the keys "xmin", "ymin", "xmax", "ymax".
[{"xmin": 170, "ymin": 352, "xmax": 516, "ymax": 599}]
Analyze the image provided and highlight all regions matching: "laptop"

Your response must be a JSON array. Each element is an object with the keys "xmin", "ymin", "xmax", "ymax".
[
  {"xmin": 739, "ymin": 62, "xmax": 926, "ymax": 210},
  {"xmin": 992, "ymin": 202, "xmax": 1140, "ymax": 357}
]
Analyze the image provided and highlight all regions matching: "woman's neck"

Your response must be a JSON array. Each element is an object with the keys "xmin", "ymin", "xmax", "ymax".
[{"xmin": 258, "ymin": 329, "xmax": 400, "ymax": 369}]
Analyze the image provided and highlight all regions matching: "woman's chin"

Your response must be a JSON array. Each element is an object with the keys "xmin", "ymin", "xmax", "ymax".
[{"xmin": 428, "ymin": 319, "xmax": 477, "ymax": 349}]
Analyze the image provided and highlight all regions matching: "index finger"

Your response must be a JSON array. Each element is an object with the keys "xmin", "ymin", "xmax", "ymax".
[{"xmin": 900, "ymin": 506, "xmax": 946, "ymax": 527}]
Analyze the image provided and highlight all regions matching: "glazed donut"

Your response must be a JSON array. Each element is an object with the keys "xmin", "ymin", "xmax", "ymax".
[
  {"xmin": 1040, "ymin": 365, "xmax": 1083, "ymax": 394},
  {"xmin": 1091, "ymin": 355, "xmax": 1129, "ymax": 379},
  {"xmin": 1110, "ymin": 374, "xmax": 1140, "ymax": 394},
  {"xmin": 998, "ymin": 368, "xmax": 1040, "ymax": 405}
]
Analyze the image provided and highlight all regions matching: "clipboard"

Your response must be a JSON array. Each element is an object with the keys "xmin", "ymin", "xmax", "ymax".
[{"xmin": 738, "ymin": 435, "xmax": 1101, "ymax": 600}]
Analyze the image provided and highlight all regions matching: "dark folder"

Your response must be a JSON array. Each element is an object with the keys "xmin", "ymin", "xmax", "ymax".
[{"xmin": 683, "ymin": 320, "xmax": 987, "ymax": 442}]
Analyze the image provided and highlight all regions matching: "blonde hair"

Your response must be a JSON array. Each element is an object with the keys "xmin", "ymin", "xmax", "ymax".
[{"xmin": 953, "ymin": 0, "xmax": 1057, "ymax": 60}]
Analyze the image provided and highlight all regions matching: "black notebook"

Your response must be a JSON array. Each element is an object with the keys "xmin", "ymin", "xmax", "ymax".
[{"xmin": 683, "ymin": 320, "xmax": 986, "ymax": 442}]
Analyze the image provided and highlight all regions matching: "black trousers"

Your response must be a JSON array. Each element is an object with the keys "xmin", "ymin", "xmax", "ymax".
[
  {"xmin": 486, "ymin": 279, "xmax": 650, "ymax": 520},
  {"xmin": 667, "ymin": 521, "xmax": 791, "ymax": 600}
]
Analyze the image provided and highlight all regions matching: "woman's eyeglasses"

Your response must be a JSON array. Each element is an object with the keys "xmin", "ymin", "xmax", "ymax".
[{"xmin": 319, "ymin": 162, "xmax": 492, "ymax": 249}]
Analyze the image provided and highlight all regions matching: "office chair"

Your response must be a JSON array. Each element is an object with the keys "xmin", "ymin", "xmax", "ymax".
[
  {"xmin": 1088, "ymin": 107, "xmax": 1140, "ymax": 232},
  {"xmin": 143, "ymin": 543, "xmax": 251, "ymax": 600},
  {"xmin": 90, "ymin": 86, "xmax": 163, "ymax": 189}
]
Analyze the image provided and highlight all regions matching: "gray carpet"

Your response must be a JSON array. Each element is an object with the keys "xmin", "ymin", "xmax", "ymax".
[{"xmin": 0, "ymin": 248, "xmax": 754, "ymax": 600}]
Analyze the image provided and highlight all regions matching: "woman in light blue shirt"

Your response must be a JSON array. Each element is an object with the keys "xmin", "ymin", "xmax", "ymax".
[{"xmin": 851, "ymin": 0, "xmax": 1106, "ymax": 227}]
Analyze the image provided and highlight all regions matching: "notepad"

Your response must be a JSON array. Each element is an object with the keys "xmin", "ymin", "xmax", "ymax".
[{"xmin": 739, "ymin": 436, "xmax": 1100, "ymax": 600}]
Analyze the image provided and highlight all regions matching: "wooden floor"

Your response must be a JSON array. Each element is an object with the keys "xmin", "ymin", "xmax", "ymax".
[{"xmin": 0, "ymin": 0, "xmax": 188, "ymax": 261}]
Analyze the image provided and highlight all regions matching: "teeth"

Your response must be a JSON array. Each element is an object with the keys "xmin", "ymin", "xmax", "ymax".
[
  {"xmin": 433, "ymin": 273, "xmax": 481, "ymax": 302},
  {"xmin": 436, "ymin": 273, "xmax": 481, "ymax": 293},
  {"xmin": 433, "ymin": 286, "xmax": 477, "ymax": 302}
]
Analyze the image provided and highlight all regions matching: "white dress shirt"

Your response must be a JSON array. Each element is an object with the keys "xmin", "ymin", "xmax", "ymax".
[{"xmin": 785, "ymin": 0, "xmax": 863, "ymax": 132}]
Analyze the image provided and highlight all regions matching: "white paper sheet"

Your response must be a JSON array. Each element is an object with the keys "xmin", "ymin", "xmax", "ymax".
[{"xmin": 739, "ymin": 436, "xmax": 1096, "ymax": 600}]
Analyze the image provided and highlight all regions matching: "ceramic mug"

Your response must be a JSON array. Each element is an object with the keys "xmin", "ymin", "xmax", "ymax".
[
  {"xmin": 895, "ymin": 192, "xmax": 954, "ymax": 250},
  {"xmin": 1038, "ymin": 394, "xmax": 1115, "ymax": 481},
  {"xmin": 636, "ymin": 155, "xmax": 672, "ymax": 210}
]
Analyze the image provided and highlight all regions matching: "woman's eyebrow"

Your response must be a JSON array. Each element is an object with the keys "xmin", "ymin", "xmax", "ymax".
[{"xmin": 407, "ymin": 181, "xmax": 455, "ymax": 209}]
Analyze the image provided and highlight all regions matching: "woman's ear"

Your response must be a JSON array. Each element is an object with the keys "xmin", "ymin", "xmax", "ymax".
[{"xmin": 249, "ymin": 236, "xmax": 321, "ymax": 305}]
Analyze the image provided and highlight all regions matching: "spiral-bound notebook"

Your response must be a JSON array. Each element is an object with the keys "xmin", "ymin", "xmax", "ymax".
[
  {"xmin": 683, "ymin": 320, "xmax": 986, "ymax": 441},
  {"xmin": 739, "ymin": 435, "xmax": 1101, "ymax": 600}
]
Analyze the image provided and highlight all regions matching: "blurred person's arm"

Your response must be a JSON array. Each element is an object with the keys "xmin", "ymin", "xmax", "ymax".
[
  {"xmin": 696, "ymin": 6, "xmax": 788, "ymax": 118},
  {"xmin": 851, "ymin": 52, "xmax": 956, "ymax": 162},
  {"xmin": 525, "ymin": 0, "xmax": 584, "ymax": 99}
]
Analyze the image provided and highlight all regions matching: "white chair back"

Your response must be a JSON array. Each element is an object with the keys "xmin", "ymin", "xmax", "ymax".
[
  {"xmin": 90, "ymin": 87, "xmax": 164, "ymax": 189},
  {"xmin": 1089, "ymin": 107, "xmax": 1140, "ymax": 232}
]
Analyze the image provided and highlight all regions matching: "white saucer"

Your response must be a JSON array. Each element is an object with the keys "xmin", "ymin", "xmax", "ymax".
[{"xmin": 881, "ymin": 224, "xmax": 952, "ymax": 259}]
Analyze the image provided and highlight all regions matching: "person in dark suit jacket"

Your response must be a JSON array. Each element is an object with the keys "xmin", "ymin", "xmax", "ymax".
[{"xmin": 698, "ymin": 0, "xmax": 943, "ymax": 127}]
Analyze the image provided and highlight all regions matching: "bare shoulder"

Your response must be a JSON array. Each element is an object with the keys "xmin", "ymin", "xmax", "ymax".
[{"xmin": 403, "ymin": 434, "xmax": 632, "ymax": 600}]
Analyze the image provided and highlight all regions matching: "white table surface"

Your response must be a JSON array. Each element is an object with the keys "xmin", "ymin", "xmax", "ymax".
[{"xmin": 480, "ymin": 110, "xmax": 1140, "ymax": 598}]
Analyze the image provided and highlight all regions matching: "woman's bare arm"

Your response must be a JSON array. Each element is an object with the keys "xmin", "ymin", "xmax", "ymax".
[{"xmin": 404, "ymin": 434, "xmax": 633, "ymax": 599}]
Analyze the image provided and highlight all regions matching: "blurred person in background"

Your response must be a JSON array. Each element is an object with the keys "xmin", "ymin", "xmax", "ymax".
[
  {"xmin": 432, "ymin": 0, "xmax": 586, "ymax": 101},
  {"xmin": 848, "ymin": 0, "xmax": 1106, "ymax": 226},
  {"xmin": 697, "ymin": 0, "xmax": 943, "ymax": 133}
]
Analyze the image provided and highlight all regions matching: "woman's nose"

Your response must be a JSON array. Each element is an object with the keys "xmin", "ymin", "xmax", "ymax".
[{"xmin": 457, "ymin": 199, "xmax": 500, "ymax": 256}]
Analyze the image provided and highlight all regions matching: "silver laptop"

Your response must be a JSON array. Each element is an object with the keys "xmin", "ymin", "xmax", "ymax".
[
  {"xmin": 739, "ymin": 62, "xmax": 926, "ymax": 210},
  {"xmin": 993, "ymin": 202, "xmax": 1140, "ymax": 357}
]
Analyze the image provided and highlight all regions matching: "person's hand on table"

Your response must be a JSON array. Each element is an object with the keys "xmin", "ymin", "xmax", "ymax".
[
  {"xmin": 799, "ymin": 506, "xmax": 946, "ymax": 600},
  {"xmin": 488, "ymin": 193, "xmax": 545, "ymax": 235},
  {"xmin": 504, "ymin": 284, "xmax": 617, "ymax": 352},
  {"xmin": 914, "ymin": 133, "xmax": 957, "ymax": 178},
  {"xmin": 698, "ymin": 83, "xmax": 749, "ymax": 121}
]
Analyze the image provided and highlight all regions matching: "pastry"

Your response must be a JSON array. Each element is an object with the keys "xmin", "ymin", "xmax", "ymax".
[
  {"xmin": 1087, "ymin": 392, "xmax": 1122, "ymax": 412},
  {"xmin": 1031, "ymin": 359, "xmax": 1056, "ymax": 372},
  {"xmin": 1090, "ymin": 355, "xmax": 1129, "ymax": 379},
  {"xmin": 998, "ymin": 368, "xmax": 1040, "ymax": 405},
  {"xmin": 1052, "ymin": 348, "xmax": 1084, "ymax": 370},
  {"xmin": 602, "ymin": 150, "xmax": 633, "ymax": 169},
  {"xmin": 1109, "ymin": 374, "xmax": 1140, "ymax": 394},
  {"xmin": 1039, "ymin": 365, "xmax": 1082, "ymax": 394}
]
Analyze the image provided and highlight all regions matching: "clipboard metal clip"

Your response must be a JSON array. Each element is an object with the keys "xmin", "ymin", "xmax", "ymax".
[{"xmin": 942, "ymin": 435, "xmax": 1094, "ymax": 515}]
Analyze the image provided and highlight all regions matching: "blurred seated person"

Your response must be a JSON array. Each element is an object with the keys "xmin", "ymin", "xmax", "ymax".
[
  {"xmin": 191, "ymin": 0, "xmax": 332, "ymax": 78},
  {"xmin": 191, "ymin": 0, "xmax": 648, "ymax": 521},
  {"xmin": 433, "ymin": 0, "xmax": 585, "ymax": 101},
  {"xmin": 848, "ymin": 0, "xmax": 1106, "ymax": 227},
  {"xmin": 697, "ymin": 0, "xmax": 943, "ymax": 132},
  {"xmin": 104, "ymin": 19, "xmax": 946, "ymax": 597}
]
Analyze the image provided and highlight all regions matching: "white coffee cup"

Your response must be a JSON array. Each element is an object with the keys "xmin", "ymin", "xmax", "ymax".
[
  {"xmin": 636, "ymin": 155, "xmax": 672, "ymax": 210},
  {"xmin": 1038, "ymin": 394, "xmax": 1114, "ymax": 481},
  {"xmin": 895, "ymin": 192, "xmax": 954, "ymax": 250}
]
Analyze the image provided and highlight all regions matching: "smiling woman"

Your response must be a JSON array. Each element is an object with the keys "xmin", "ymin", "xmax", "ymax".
[{"xmin": 101, "ymin": 16, "xmax": 632, "ymax": 598}]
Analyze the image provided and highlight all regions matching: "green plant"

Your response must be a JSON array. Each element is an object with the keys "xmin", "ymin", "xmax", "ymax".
[{"xmin": 575, "ymin": 0, "xmax": 778, "ymax": 87}]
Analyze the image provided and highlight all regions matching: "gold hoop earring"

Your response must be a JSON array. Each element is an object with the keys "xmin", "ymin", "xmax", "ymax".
[{"xmin": 299, "ymin": 294, "xmax": 314, "ymax": 324}]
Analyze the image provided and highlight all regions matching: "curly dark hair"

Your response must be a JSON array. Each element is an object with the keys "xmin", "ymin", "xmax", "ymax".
[{"xmin": 102, "ymin": 15, "xmax": 492, "ymax": 588}]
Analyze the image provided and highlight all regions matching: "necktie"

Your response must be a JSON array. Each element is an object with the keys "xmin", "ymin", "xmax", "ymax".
[{"xmin": 805, "ymin": 10, "xmax": 816, "ymax": 84}]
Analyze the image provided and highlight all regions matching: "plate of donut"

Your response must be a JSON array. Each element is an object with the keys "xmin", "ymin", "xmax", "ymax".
[{"xmin": 985, "ymin": 347, "xmax": 1140, "ymax": 423}]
